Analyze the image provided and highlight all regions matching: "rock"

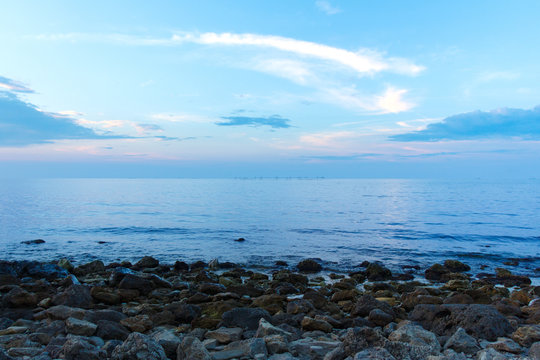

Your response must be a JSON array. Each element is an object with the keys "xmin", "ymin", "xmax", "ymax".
[
  {"xmin": 118, "ymin": 274, "xmax": 155, "ymax": 292},
  {"xmin": 443, "ymin": 327, "xmax": 480, "ymax": 354},
  {"xmin": 65, "ymin": 317, "xmax": 97, "ymax": 336},
  {"xmin": 85, "ymin": 309, "xmax": 127, "ymax": 323},
  {"xmin": 443, "ymin": 260, "xmax": 470, "ymax": 273},
  {"xmin": 164, "ymin": 303, "xmax": 201, "ymax": 323},
  {"xmin": 103, "ymin": 340, "xmax": 123, "ymax": 357},
  {"xmin": 529, "ymin": 342, "xmax": 540, "ymax": 359},
  {"xmin": 134, "ymin": 256, "xmax": 159, "ymax": 269},
  {"xmin": 73, "ymin": 260, "xmax": 105, "ymax": 276},
  {"xmin": 111, "ymin": 332, "xmax": 167, "ymax": 360},
  {"xmin": 409, "ymin": 304, "xmax": 513, "ymax": 341},
  {"xmin": 301, "ymin": 316, "xmax": 332, "ymax": 332},
  {"xmin": 234, "ymin": 237, "xmax": 245, "ymax": 242},
  {"xmin": 90, "ymin": 287, "xmax": 122, "ymax": 305},
  {"xmin": 255, "ymin": 318, "xmax": 292, "ymax": 339},
  {"xmin": 486, "ymin": 337, "xmax": 522, "ymax": 354},
  {"xmin": 476, "ymin": 348, "xmax": 512, "ymax": 360},
  {"xmin": 287, "ymin": 299, "xmax": 315, "ymax": 315},
  {"xmin": 425, "ymin": 264, "xmax": 450, "ymax": 281},
  {"xmin": 174, "ymin": 261, "xmax": 189, "ymax": 272},
  {"xmin": 46, "ymin": 305, "xmax": 86, "ymax": 320},
  {"xmin": 21, "ymin": 239, "xmax": 45, "ymax": 245},
  {"xmin": 151, "ymin": 329, "xmax": 183, "ymax": 359},
  {"xmin": 58, "ymin": 258, "xmax": 74, "ymax": 272},
  {"xmin": 297, "ymin": 259, "xmax": 322, "ymax": 273},
  {"xmin": 0, "ymin": 348, "xmax": 13, "ymax": 360},
  {"xmin": 221, "ymin": 308, "xmax": 271, "ymax": 330},
  {"xmin": 205, "ymin": 327, "xmax": 243, "ymax": 344},
  {"xmin": 120, "ymin": 315, "xmax": 153, "ymax": 333},
  {"xmin": 7, "ymin": 347, "xmax": 43, "ymax": 357},
  {"xmin": 61, "ymin": 337, "xmax": 106, "ymax": 360},
  {"xmin": 52, "ymin": 284, "xmax": 93, "ymax": 309},
  {"xmin": 289, "ymin": 338, "xmax": 340, "ymax": 359},
  {"xmin": 96, "ymin": 320, "xmax": 130, "ymax": 340},
  {"xmin": 366, "ymin": 263, "xmax": 392, "ymax": 281},
  {"xmin": 354, "ymin": 347, "xmax": 396, "ymax": 359},
  {"xmin": 3, "ymin": 286, "xmax": 38, "ymax": 307},
  {"xmin": 369, "ymin": 308, "xmax": 394, "ymax": 326},
  {"xmin": 512, "ymin": 325, "xmax": 540, "ymax": 347},
  {"xmin": 198, "ymin": 282, "xmax": 226, "ymax": 295},
  {"xmin": 352, "ymin": 294, "xmax": 394, "ymax": 317},
  {"xmin": 177, "ymin": 336, "xmax": 212, "ymax": 360},
  {"xmin": 388, "ymin": 321, "xmax": 440, "ymax": 354}
]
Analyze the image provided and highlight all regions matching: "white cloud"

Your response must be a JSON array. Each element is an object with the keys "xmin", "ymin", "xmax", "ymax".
[
  {"xmin": 300, "ymin": 131, "xmax": 356, "ymax": 146},
  {"xmin": 150, "ymin": 113, "xmax": 214, "ymax": 123},
  {"xmin": 323, "ymin": 86, "xmax": 414, "ymax": 114},
  {"xmin": 477, "ymin": 71, "xmax": 520, "ymax": 82},
  {"xmin": 254, "ymin": 58, "xmax": 314, "ymax": 85},
  {"xmin": 375, "ymin": 87, "xmax": 414, "ymax": 113},
  {"xmin": 315, "ymin": 1, "xmax": 341, "ymax": 15}
]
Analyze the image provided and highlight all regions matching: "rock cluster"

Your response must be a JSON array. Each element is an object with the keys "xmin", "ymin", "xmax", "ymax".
[{"xmin": 0, "ymin": 258, "xmax": 538, "ymax": 359}]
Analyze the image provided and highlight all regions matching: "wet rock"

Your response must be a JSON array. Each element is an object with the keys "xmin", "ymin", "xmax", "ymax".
[
  {"xmin": 57, "ymin": 258, "xmax": 74, "ymax": 272},
  {"xmin": 134, "ymin": 256, "xmax": 159, "ymax": 269},
  {"xmin": 7, "ymin": 347, "xmax": 43, "ymax": 357},
  {"xmin": 297, "ymin": 259, "xmax": 322, "ymax": 273},
  {"xmin": 21, "ymin": 239, "xmax": 45, "ymax": 245},
  {"xmin": 443, "ymin": 260, "xmax": 471, "ymax": 273},
  {"xmin": 425, "ymin": 264, "xmax": 450, "ymax": 281},
  {"xmin": 111, "ymin": 332, "xmax": 167, "ymax": 360},
  {"xmin": 221, "ymin": 308, "xmax": 271, "ymax": 330},
  {"xmin": 409, "ymin": 304, "xmax": 513, "ymax": 341},
  {"xmin": 95, "ymin": 320, "xmax": 129, "ymax": 340},
  {"xmin": 352, "ymin": 294, "xmax": 394, "ymax": 317},
  {"xmin": 512, "ymin": 325, "xmax": 540, "ymax": 347},
  {"xmin": 443, "ymin": 327, "xmax": 480, "ymax": 354},
  {"xmin": 52, "ymin": 284, "xmax": 93, "ymax": 309},
  {"xmin": 300, "ymin": 316, "xmax": 332, "ymax": 333},
  {"xmin": 90, "ymin": 286, "xmax": 122, "ymax": 305},
  {"xmin": 118, "ymin": 273, "xmax": 155, "ymax": 292},
  {"xmin": 3, "ymin": 286, "xmax": 38, "ymax": 307},
  {"xmin": 65, "ymin": 317, "xmax": 97, "ymax": 336},
  {"xmin": 366, "ymin": 263, "xmax": 392, "ymax": 281},
  {"xmin": 174, "ymin": 261, "xmax": 189, "ymax": 272},
  {"xmin": 73, "ymin": 260, "xmax": 105, "ymax": 277},
  {"xmin": 177, "ymin": 336, "xmax": 212, "ymax": 360},
  {"xmin": 443, "ymin": 293, "xmax": 474, "ymax": 304},
  {"xmin": 198, "ymin": 282, "xmax": 226, "ymax": 295},
  {"xmin": 369, "ymin": 308, "xmax": 394, "ymax": 326},
  {"xmin": 205, "ymin": 327, "xmax": 243, "ymax": 344}
]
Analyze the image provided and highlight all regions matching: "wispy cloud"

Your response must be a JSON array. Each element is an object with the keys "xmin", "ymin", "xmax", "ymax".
[
  {"xmin": 150, "ymin": 113, "xmax": 213, "ymax": 123},
  {"xmin": 217, "ymin": 115, "xmax": 291, "ymax": 129},
  {"xmin": 390, "ymin": 105, "xmax": 540, "ymax": 142},
  {"xmin": 300, "ymin": 131, "xmax": 356, "ymax": 146},
  {"xmin": 324, "ymin": 86, "xmax": 415, "ymax": 114},
  {"xmin": 0, "ymin": 76, "xmax": 34, "ymax": 93},
  {"xmin": 315, "ymin": 1, "xmax": 341, "ymax": 15}
]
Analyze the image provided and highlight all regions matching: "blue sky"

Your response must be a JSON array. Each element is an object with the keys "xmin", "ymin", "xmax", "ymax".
[{"xmin": 1, "ymin": 0, "xmax": 540, "ymax": 177}]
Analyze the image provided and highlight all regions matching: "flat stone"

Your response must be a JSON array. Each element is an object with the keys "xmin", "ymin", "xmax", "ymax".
[
  {"xmin": 205, "ymin": 327, "xmax": 243, "ymax": 344},
  {"xmin": 65, "ymin": 317, "xmax": 97, "ymax": 336}
]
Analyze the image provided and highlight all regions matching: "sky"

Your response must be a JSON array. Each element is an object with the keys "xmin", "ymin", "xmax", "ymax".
[{"xmin": 1, "ymin": 0, "xmax": 540, "ymax": 178}]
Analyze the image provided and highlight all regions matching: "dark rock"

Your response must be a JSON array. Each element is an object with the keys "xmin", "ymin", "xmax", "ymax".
[
  {"xmin": 111, "ymin": 332, "xmax": 167, "ymax": 360},
  {"xmin": 118, "ymin": 273, "xmax": 155, "ymax": 292},
  {"xmin": 85, "ymin": 309, "xmax": 126, "ymax": 323},
  {"xmin": 425, "ymin": 263, "xmax": 450, "ymax": 281},
  {"xmin": 95, "ymin": 320, "xmax": 130, "ymax": 340},
  {"xmin": 368, "ymin": 308, "xmax": 394, "ymax": 326},
  {"xmin": 52, "ymin": 284, "xmax": 93, "ymax": 309},
  {"xmin": 301, "ymin": 316, "xmax": 332, "ymax": 332},
  {"xmin": 134, "ymin": 256, "xmax": 159, "ymax": 269},
  {"xmin": 286, "ymin": 299, "xmax": 315, "ymax": 315},
  {"xmin": 198, "ymin": 282, "xmax": 226, "ymax": 295},
  {"xmin": 164, "ymin": 303, "xmax": 201, "ymax": 323},
  {"xmin": 234, "ymin": 237, "xmax": 246, "ymax": 242},
  {"xmin": 177, "ymin": 336, "xmax": 212, "ymax": 359},
  {"xmin": 443, "ymin": 293, "xmax": 474, "ymax": 304},
  {"xmin": 174, "ymin": 261, "xmax": 189, "ymax": 272},
  {"xmin": 443, "ymin": 327, "xmax": 480, "ymax": 354},
  {"xmin": 61, "ymin": 337, "xmax": 106, "ymax": 360},
  {"xmin": 366, "ymin": 263, "xmax": 392, "ymax": 281},
  {"xmin": 3, "ymin": 286, "xmax": 38, "ymax": 307},
  {"xmin": 21, "ymin": 239, "xmax": 45, "ymax": 245},
  {"xmin": 221, "ymin": 308, "xmax": 271, "ymax": 330},
  {"xmin": 275, "ymin": 260, "xmax": 288, "ymax": 266},
  {"xmin": 190, "ymin": 261, "xmax": 207, "ymax": 271},
  {"xmin": 23, "ymin": 261, "xmax": 69, "ymax": 280},
  {"xmin": 409, "ymin": 304, "xmax": 513, "ymax": 341},
  {"xmin": 90, "ymin": 286, "xmax": 122, "ymax": 305},
  {"xmin": 443, "ymin": 260, "xmax": 471, "ymax": 273},
  {"xmin": 73, "ymin": 260, "xmax": 105, "ymax": 276},
  {"xmin": 352, "ymin": 294, "xmax": 394, "ymax": 317},
  {"xmin": 297, "ymin": 259, "xmax": 322, "ymax": 273}
]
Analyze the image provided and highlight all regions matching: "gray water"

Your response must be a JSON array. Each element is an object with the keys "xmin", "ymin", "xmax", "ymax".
[{"xmin": 0, "ymin": 178, "xmax": 539, "ymax": 279}]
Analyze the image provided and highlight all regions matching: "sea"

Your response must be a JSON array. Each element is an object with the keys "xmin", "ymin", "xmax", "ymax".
[{"xmin": 1, "ymin": 178, "xmax": 539, "ymax": 281}]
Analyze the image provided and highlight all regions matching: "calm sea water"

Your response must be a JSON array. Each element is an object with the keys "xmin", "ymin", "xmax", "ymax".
[{"xmin": 0, "ymin": 178, "xmax": 539, "ymax": 279}]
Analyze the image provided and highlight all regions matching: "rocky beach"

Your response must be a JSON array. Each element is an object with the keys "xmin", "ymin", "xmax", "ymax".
[{"xmin": 0, "ymin": 255, "xmax": 539, "ymax": 360}]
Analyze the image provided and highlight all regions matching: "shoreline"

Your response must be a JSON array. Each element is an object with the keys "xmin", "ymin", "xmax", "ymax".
[{"xmin": 0, "ymin": 257, "xmax": 539, "ymax": 359}]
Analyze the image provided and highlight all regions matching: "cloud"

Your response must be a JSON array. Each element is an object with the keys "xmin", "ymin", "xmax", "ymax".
[
  {"xmin": 324, "ymin": 86, "xmax": 415, "ymax": 114},
  {"xmin": 217, "ymin": 115, "xmax": 291, "ymax": 129},
  {"xmin": 0, "ymin": 76, "xmax": 34, "ymax": 93},
  {"xmin": 150, "ymin": 113, "xmax": 213, "ymax": 123},
  {"xmin": 300, "ymin": 131, "xmax": 356, "ymax": 146},
  {"xmin": 390, "ymin": 106, "xmax": 540, "ymax": 142},
  {"xmin": 0, "ymin": 91, "xmax": 121, "ymax": 146},
  {"xmin": 135, "ymin": 123, "xmax": 163, "ymax": 134},
  {"xmin": 315, "ymin": 1, "xmax": 341, "ymax": 15}
]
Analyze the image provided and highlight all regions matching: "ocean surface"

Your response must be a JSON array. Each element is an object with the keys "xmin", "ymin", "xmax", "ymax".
[{"xmin": 1, "ymin": 178, "xmax": 539, "ymax": 280}]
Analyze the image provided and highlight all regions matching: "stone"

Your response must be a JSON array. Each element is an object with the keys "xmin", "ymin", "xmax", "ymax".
[
  {"xmin": 297, "ymin": 259, "xmax": 322, "ymax": 273},
  {"xmin": 529, "ymin": 342, "xmax": 540, "ymax": 359},
  {"xmin": 205, "ymin": 327, "xmax": 243, "ymax": 344},
  {"xmin": 111, "ymin": 332, "xmax": 167, "ymax": 360},
  {"xmin": 58, "ymin": 258, "xmax": 74, "ymax": 272},
  {"xmin": 177, "ymin": 336, "xmax": 212, "ymax": 360},
  {"xmin": 223, "ymin": 338, "xmax": 267, "ymax": 358},
  {"xmin": 3, "ymin": 286, "xmax": 37, "ymax": 307},
  {"xmin": 61, "ymin": 337, "xmax": 106, "ymax": 360},
  {"xmin": 409, "ymin": 304, "xmax": 513, "ymax": 341},
  {"xmin": 287, "ymin": 299, "xmax": 315, "ymax": 315},
  {"xmin": 221, "ymin": 308, "xmax": 271, "ymax": 330},
  {"xmin": 134, "ymin": 256, "xmax": 159, "ymax": 269},
  {"xmin": 486, "ymin": 337, "xmax": 522, "ymax": 354},
  {"xmin": 425, "ymin": 264, "xmax": 450, "ymax": 281},
  {"xmin": 73, "ymin": 260, "xmax": 105, "ymax": 276},
  {"xmin": 352, "ymin": 294, "xmax": 394, "ymax": 317},
  {"xmin": 65, "ymin": 317, "xmax": 97, "ymax": 336},
  {"xmin": 289, "ymin": 338, "xmax": 340, "ymax": 359},
  {"xmin": 21, "ymin": 239, "xmax": 45, "ymax": 245},
  {"xmin": 301, "ymin": 316, "xmax": 332, "ymax": 333},
  {"xmin": 354, "ymin": 347, "xmax": 396, "ymax": 359},
  {"xmin": 388, "ymin": 321, "xmax": 441, "ymax": 354},
  {"xmin": 476, "ymin": 348, "xmax": 512, "ymax": 360},
  {"xmin": 52, "ymin": 285, "xmax": 93, "ymax": 309},
  {"xmin": 443, "ymin": 327, "xmax": 480, "ymax": 354},
  {"xmin": 96, "ymin": 320, "xmax": 130, "ymax": 340},
  {"xmin": 46, "ymin": 305, "xmax": 86, "ymax": 320},
  {"xmin": 90, "ymin": 287, "xmax": 122, "ymax": 305},
  {"xmin": 164, "ymin": 303, "xmax": 201, "ymax": 323},
  {"xmin": 7, "ymin": 347, "xmax": 43, "ymax": 357},
  {"xmin": 512, "ymin": 325, "xmax": 540, "ymax": 347},
  {"xmin": 443, "ymin": 260, "xmax": 470, "ymax": 273},
  {"xmin": 369, "ymin": 308, "xmax": 394, "ymax": 326},
  {"xmin": 118, "ymin": 274, "xmax": 155, "ymax": 292},
  {"xmin": 151, "ymin": 329, "xmax": 183, "ymax": 359},
  {"xmin": 366, "ymin": 263, "xmax": 392, "ymax": 281},
  {"xmin": 174, "ymin": 261, "xmax": 189, "ymax": 272},
  {"xmin": 120, "ymin": 315, "xmax": 153, "ymax": 333},
  {"xmin": 255, "ymin": 318, "xmax": 292, "ymax": 339},
  {"xmin": 85, "ymin": 309, "xmax": 126, "ymax": 323}
]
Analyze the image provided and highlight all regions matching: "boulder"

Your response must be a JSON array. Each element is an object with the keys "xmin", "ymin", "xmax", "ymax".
[
  {"xmin": 443, "ymin": 327, "xmax": 480, "ymax": 354},
  {"xmin": 388, "ymin": 321, "xmax": 440, "ymax": 354},
  {"xmin": 134, "ymin": 256, "xmax": 159, "ymax": 269},
  {"xmin": 352, "ymin": 294, "xmax": 394, "ymax": 317},
  {"xmin": 52, "ymin": 285, "xmax": 93, "ymax": 309},
  {"xmin": 95, "ymin": 320, "xmax": 130, "ymax": 340},
  {"xmin": 3, "ymin": 286, "xmax": 37, "ymax": 307},
  {"xmin": 65, "ymin": 317, "xmax": 97, "ymax": 336},
  {"xmin": 176, "ymin": 336, "xmax": 212, "ymax": 360},
  {"xmin": 300, "ymin": 316, "xmax": 332, "ymax": 333},
  {"xmin": 61, "ymin": 337, "xmax": 106, "ymax": 360},
  {"xmin": 221, "ymin": 308, "xmax": 271, "ymax": 330},
  {"xmin": 111, "ymin": 332, "xmax": 167, "ymax": 360},
  {"xmin": 512, "ymin": 325, "xmax": 540, "ymax": 347},
  {"xmin": 366, "ymin": 263, "xmax": 392, "ymax": 281},
  {"xmin": 443, "ymin": 260, "xmax": 471, "ymax": 273},
  {"xmin": 205, "ymin": 327, "xmax": 243, "ymax": 344},
  {"xmin": 297, "ymin": 259, "xmax": 322, "ymax": 273}
]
